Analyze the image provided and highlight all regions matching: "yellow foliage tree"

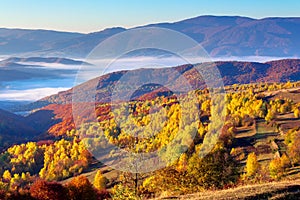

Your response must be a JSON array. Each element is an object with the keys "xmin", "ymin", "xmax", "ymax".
[
  {"xmin": 265, "ymin": 109, "xmax": 276, "ymax": 123},
  {"xmin": 93, "ymin": 170, "xmax": 107, "ymax": 190},
  {"xmin": 269, "ymin": 157, "xmax": 283, "ymax": 179},
  {"xmin": 280, "ymin": 154, "xmax": 291, "ymax": 169},
  {"xmin": 2, "ymin": 170, "xmax": 11, "ymax": 181},
  {"xmin": 245, "ymin": 152, "xmax": 259, "ymax": 178},
  {"xmin": 176, "ymin": 153, "xmax": 188, "ymax": 172},
  {"xmin": 294, "ymin": 108, "xmax": 300, "ymax": 118}
]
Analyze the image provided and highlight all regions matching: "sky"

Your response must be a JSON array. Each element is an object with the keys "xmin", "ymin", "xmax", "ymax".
[{"xmin": 0, "ymin": 0, "xmax": 299, "ymax": 33}]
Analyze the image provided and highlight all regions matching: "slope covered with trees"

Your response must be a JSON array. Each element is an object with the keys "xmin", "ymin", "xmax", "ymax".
[
  {"xmin": 0, "ymin": 109, "xmax": 39, "ymax": 151},
  {"xmin": 17, "ymin": 59, "xmax": 300, "ymax": 114},
  {"xmin": 2, "ymin": 81, "xmax": 300, "ymax": 199}
]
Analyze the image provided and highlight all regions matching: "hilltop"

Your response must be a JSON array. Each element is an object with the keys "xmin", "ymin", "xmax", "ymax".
[{"xmin": 0, "ymin": 16, "xmax": 299, "ymax": 57}]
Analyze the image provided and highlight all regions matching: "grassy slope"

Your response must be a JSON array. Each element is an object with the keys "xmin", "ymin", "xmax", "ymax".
[
  {"xmin": 156, "ymin": 89, "xmax": 300, "ymax": 199},
  {"xmin": 173, "ymin": 180, "xmax": 300, "ymax": 200},
  {"xmin": 60, "ymin": 87, "xmax": 300, "ymax": 199}
]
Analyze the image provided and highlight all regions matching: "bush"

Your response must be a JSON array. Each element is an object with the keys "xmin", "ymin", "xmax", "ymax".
[
  {"xmin": 30, "ymin": 179, "xmax": 68, "ymax": 200},
  {"xmin": 66, "ymin": 175, "xmax": 97, "ymax": 200},
  {"xmin": 269, "ymin": 157, "xmax": 283, "ymax": 179},
  {"xmin": 245, "ymin": 152, "xmax": 259, "ymax": 178},
  {"xmin": 94, "ymin": 170, "xmax": 108, "ymax": 190},
  {"xmin": 96, "ymin": 189, "xmax": 111, "ymax": 200}
]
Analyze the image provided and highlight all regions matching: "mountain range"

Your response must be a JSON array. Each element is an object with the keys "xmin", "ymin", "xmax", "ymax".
[
  {"xmin": 1, "ymin": 15, "xmax": 300, "ymax": 149},
  {"xmin": 0, "ymin": 57, "xmax": 91, "ymax": 82},
  {"xmin": 6, "ymin": 59, "xmax": 298, "ymax": 120},
  {"xmin": 1, "ymin": 58, "xmax": 300, "ymax": 149},
  {"xmin": 33, "ymin": 59, "xmax": 300, "ymax": 105},
  {"xmin": 0, "ymin": 57, "xmax": 91, "ymax": 65},
  {"xmin": 1, "ymin": 16, "xmax": 300, "ymax": 58},
  {"xmin": 0, "ymin": 108, "xmax": 39, "ymax": 151}
]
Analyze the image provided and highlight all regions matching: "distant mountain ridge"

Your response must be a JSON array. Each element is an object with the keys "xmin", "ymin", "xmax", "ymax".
[
  {"xmin": 19, "ymin": 59, "xmax": 300, "ymax": 110},
  {"xmin": 0, "ymin": 28, "xmax": 83, "ymax": 55},
  {"xmin": 2, "ymin": 58, "xmax": 300, "ymax": 140},
  {"xmin": 1, "ymin": 57, "xmax": 92, "ymax": 65},
  {"xmin": 0, "ymin": 16, "xmax": 299, "ymax": 58},
  {"xmin": 0, "ymin": 57, "xmax": 91, "ymax": 82},
  {"xmin": 0, "ymin": 108, "xmax": 39, "ymax": 151}
]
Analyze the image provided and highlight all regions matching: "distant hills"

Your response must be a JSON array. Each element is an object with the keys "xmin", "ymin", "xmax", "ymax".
[
  {"xmin": 46, "ymin": 59, "xmax": 300, "ymax": 103},
  {"xmin": 0, "ymin": 57, "xmax": 91, "ymax": 82},
  {"xmin": 0, "ymin": 28, "xmax": 83, "ymax": 55},
  {"xmin": 1, "ymin": 57, "xmax": 92, "ymax": 65},
  {"xmin": 2, "ymin": 58, "xmax": 300, "ymax": 142},
  {"xmin": 0, "ymin": 16, "xmax": 299, "ymax": 58},
  {"xmin": 0, "ymin": 109, "xmax": 39, "ymax": 151},
  {"xmin": 19, "ymin": 59, "xmax": 300, "ymax": 110}
]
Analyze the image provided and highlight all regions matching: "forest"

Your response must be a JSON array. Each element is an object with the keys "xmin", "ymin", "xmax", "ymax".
[{"xmin": 1, "ymin": 81, "xmax": 300, "ymax": 199}]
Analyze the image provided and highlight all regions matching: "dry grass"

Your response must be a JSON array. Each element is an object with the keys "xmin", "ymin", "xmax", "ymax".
[
  {"xmin": 60, "ymin": 164, "xmax": 119, "ymax": 188},
  {"xmin": 235, "ymin": 127, "xmax": 256, "ymax": 139},
  {"xmin": 154, "ymin": 179, "xmax": 300, "ymax": 200},
  {"xmin": 265, "ymin": 87, "xmax": 300, "ymax": 104}
]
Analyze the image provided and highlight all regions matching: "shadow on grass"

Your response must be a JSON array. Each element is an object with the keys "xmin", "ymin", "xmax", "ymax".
[
  {"xmin": 254, "ymin": 132, "xmax": 278, "ymax": 140},
  {"xmin": 244, "ymin": 185, "xmax": 300, "ymax": 200}
]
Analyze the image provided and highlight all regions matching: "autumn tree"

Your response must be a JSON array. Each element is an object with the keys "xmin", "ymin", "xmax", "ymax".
[
  {"xmin": 39, "ymin": 138, "xmax": 90, "ymax": 181},
  {"xmin": 6, "ymin": 142, "xmax": 44, "ymax": 175},
  {"xmin": 66, "ymin": 175, "xmax": 97, "ymax": 200},
  {"xmin": 176, "ymin": 153, "xmax": 188, "ymax": 172},
  {"xmin": 144, "ymin": 147, "xmax": 239, "ymax": 195},
  {"xmin": 269, "ymin": 157, "xmax": 283, "ymax": 179},
  {"xmin": 269, "ymin": 154, "xmax": 291, "ymax": 179},
  {"xmin": 30, "ymin": 179, "xmax": 68, "ymax": 200},
  {"xmin": 93, "ymin": 170, "xmax": 108, "ymax": 190},
  {"xmin": 294, "ymin": 108, "xmax": 300, "ymax": 118},
  {"xmin": 2, "ymin": 170, "xmax": 11, "ymax": 181},
  {"xmin": 285, "ymin": 129, "xmax": 300, "ymax": 165},
  {"xmin": 265, "ymin": 109, "xmax": 276, "ymax": 123},
  {"xmin": 245, "ymin": 152, "xmax": 259, "ymax": 178},
  {"xmin": 5, "ymin": 190, "xmax": 35, "ymax": 200},
  {"xmin": 0, "ymin": 190, "xmax": 5, "ymax": 199},
  {"xmin": 112, "ymin": 184, "xmax": 137, "ymax": 200},
  {"xmin": 188, "ymin": 148, "xmax": 239, "ymax": 189}
]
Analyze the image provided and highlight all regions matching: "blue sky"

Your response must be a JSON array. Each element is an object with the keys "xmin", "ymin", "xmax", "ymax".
[{"xmin": 0, "ymin": 0, "xmax": 299, "ymax": 33}]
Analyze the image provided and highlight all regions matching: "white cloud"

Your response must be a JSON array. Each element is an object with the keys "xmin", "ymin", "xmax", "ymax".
[
  {"xmin": 0, "ymin": 87, "xmax": 70, "ymax": 101},
  {"xmin": 18, "ymin": 62, "xmax": 83, "ymax": 70},
  {"xmin": 212, "ymin": 56, "xmax": 298, "ymax": 62}
]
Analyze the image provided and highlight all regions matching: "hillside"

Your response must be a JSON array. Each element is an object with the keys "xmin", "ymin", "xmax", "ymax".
[
  {"xmin": 167, "ymin": 180, "xmax": 300, "ymax": 199},
  {"xmin": 2, "ymin": 58, "xmax": 298, "ymax": 139},
  {"xmin": 0, "ymin": 56, "xmax": 89, "ymax": 83},
  {"xmin": 5, "ymin": 58, "xmax": 297, "ymax": 138},
  {"xmin": 0, "ymin": 109, "xmax": 39, "ymax": 151},
  {"xmin": 3, "ymin": 78, "xmax": 300, "ymax": 199},
  {"xmin": 26, "ymin": 59, "xmax": 300, "ymax": 107},
  {"xmin": 0, "ymin": 28, "xmax": 83, "ymax": 55},
  {"xmin": 20, "ymin": 81, "xmax": 300, "ymax": 198},
  {"xmin": 1, "ymin": 16, "xmax": 300, "ymax": 57},
  {"xmin": 2, "ymin": 59, "xmax": 300, "ymax": 199},
  {"xmin": 1, "ymin": 57, "xmax": 92, "ymax": 65}
]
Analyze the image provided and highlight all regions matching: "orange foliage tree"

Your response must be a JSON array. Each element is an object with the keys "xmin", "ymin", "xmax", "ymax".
[
  {"xmin": 30, "ymin": 179, "xmax": 68, "ymax": 200},
  {"xmin": 66, "ymin": 175, "xmax": 97, "ymax": 200}
]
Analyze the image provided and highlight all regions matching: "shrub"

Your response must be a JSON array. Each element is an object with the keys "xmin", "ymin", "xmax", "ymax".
[{"xmin": 30, "ymin": 179, "xmax": 68, "ymax": 200}]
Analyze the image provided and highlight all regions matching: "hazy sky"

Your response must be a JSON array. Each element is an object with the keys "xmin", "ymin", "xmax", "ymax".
[{"xmin": 1, "ymin": 0, "xmax": 299, "ymax": 33}]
